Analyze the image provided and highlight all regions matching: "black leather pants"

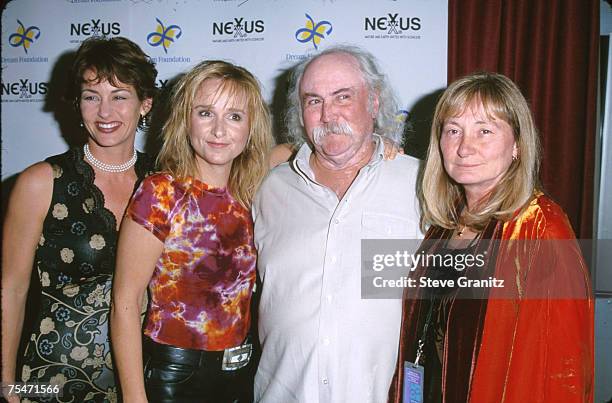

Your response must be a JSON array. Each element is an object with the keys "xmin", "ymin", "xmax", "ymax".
[{"xmin": 143, "ymin": 337, "xmax": 254, "ymax": 403}]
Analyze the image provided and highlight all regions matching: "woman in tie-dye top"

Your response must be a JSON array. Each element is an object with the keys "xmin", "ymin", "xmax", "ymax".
[
  {"xmin": 127, "ymin": 173, "xmax": 256, "ymax": 351},
  {"xmin": 111, "ymin": 60, "xmax": 272, "ymax": 403}
]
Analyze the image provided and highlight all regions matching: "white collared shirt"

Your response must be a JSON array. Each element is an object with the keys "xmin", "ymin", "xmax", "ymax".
[{"xmin": 253, "ymin": 135, "xmax": 422, "ymax": 403}]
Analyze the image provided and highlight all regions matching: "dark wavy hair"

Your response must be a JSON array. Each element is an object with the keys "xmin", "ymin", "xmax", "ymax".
[{"xmin": 69, "ymin": 36, "xmax": 158, "ymax": 126}]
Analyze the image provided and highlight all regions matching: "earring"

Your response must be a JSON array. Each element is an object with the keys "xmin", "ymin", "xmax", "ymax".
[
  {"xmin": 79, "ymin": 122, "xmax": 84, "ymax": 128},
  {"xmin": 512, "ymin": 143, "xmax": 519, "ymax": 161}
]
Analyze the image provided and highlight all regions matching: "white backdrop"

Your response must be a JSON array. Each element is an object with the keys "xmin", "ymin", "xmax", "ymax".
[{"xmin": 1, "ymin": 0, "xmax": 447, "ymax": 179}]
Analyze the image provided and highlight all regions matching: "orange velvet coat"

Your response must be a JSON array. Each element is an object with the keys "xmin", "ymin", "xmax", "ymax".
[{"xmin": 388, "ymin": 194, "xmax": 594, "ymax": 403}]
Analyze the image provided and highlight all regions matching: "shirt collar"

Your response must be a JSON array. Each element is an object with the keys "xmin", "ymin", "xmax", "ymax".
[{"xmin": 292, "ymin": 134, "xmax": 385, "ymax": 184}]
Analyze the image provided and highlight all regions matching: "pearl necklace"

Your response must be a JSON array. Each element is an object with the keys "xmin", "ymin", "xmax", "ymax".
[{"xmin": 83, "ymin": 144, "xmax": 137, "ymax": 173}]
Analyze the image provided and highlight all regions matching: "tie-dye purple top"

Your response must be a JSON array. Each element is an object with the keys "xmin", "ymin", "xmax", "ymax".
[{"xmin": 127, "ymin": 172, "xmax": 256, "ymax": 351}]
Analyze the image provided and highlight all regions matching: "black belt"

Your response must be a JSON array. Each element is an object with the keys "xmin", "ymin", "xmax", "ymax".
[
  {"xmin": 143, "ymin": 337, "xmax": 225, "ymax": 368},
  {"xmin": 143, "ymin": 336, "xmax": 253, "ymax": 372}
]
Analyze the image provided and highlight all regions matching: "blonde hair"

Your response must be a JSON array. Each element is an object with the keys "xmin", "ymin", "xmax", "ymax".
[
  {"xmin": 420, "ymin": 72, "xmax": 541, "ymax": 231},
  {"xmin": 156, "ymin": 60, "xmax": 272, "ymax": 208}
]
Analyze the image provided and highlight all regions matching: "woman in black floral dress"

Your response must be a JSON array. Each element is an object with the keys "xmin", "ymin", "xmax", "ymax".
[{"xmin": 2, "ymin": 37, "xmax": 157, "ymax": 403}]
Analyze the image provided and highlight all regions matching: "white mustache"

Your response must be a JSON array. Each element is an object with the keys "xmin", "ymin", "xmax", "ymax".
[{"xmin": 312, "ymin": 121, "xmax": 354, "ymax": 145}]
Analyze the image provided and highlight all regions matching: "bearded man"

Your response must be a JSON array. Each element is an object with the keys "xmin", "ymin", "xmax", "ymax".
[{"xmin": 252, "ymin": 45, "xmax": 421, "ymax": 403}]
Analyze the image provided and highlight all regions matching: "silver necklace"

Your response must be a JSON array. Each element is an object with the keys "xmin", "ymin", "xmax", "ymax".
[{"xmin": 83, "ymin": 144, "xmax": 137, "ymax": 173}]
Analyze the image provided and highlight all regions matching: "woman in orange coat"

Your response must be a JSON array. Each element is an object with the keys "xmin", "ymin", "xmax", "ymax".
[{"xmin": 388, "ymin": 72, "xmax": 593, "ymax": 402}]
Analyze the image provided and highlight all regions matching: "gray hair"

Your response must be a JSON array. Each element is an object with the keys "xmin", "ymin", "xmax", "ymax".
[{"xmin": 285, "ymin": 45, "xmax": 403, "ymax": 146}]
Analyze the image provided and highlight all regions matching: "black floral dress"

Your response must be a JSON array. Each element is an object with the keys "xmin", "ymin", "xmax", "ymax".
[{"xmin": 19, "ymin": 147, "xmax": 151, "ymax": 403}]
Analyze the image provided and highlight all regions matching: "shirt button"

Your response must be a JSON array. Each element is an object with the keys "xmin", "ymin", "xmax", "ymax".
[
  {"xmin": 330, "ymin": 256, "xmax": 337, "ymax": 263},
  {"xmin": 323, "ymin": 338, "xmax": 330, "ymax": 346},
  {"xmin": 334, "ymin": 218, "xmax": 340, "ymax": 224},
  {"xmin": 322, "ymin": 378, "xmax": 329, "ymax": 385},
  {"xmin": 326, "ymin": 294, "xmax": 332, "ymax": 302}
]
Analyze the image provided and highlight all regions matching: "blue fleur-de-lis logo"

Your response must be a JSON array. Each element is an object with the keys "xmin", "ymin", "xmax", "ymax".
[
  {"xmin": 9, "ymin": 20, "xmax": 41, "ymax": 54},
  {"xmin": 147, "ymin": 18, "xmax": 182, "ymax": 54},
  {"xmin": 295, "ymin": 13, "xmax": 332, "ymax": 50},
  {"xmin": 395, "ymin": 109, "xmax": 410, "ymax": 124}
]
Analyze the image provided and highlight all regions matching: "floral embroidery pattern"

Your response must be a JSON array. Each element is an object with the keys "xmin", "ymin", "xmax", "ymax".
[
  {"xmin": 39, "ymin": 317, "xmax": 54, "ymax": 334},
  {"xmin": 80, "ymin": 262, "xmax": 94, "ymax": 275},
  {"xmin": 51, "ymin": 164, "xmax": 63, "ymax": 179},
  {"xmin": 71, "ymin": 221, "xmax": 87, "ymax": 235},
  {"xmin": 23, "ymin": 280, "xmax": 117, "ymax": 402},
  {"xmin": 86, "ymin": 284, "xmax": 108, "ymax": 307},
  {"xmin": 70, "ymin": 346, "xmax": 89, "ymax": 361},
  {"xmin": 67, "ymin": 181, "xmax": 79, "ymax": 196},
  {"xmin": 19, "ymin": 148, "xmax": 150, "ymax": 403},
  {"xmin": 89, "ymin": 234, "xmax": 106, "ymax": 250},
  {"xmin": 41, "ymin": 271, "xmax": 50, "ymax": 287},
  {"xmin": 49, "ymin": 373, "xmax": 67, "ymax": 388},
  {"xmin": 52, "ymin": 203, "xmax": 68, "ymax": 220},
  {"xmin": 22, "ymin": 365, "xmax": 31, "ymax": 382},
  {"xmin": 55, "ymin": 306, "xmax": 70, "ymax": 322},
  {"xmin": 63, "ymin": 284, "xmax": 80, "ymax": 298},
  {"xmin": 60, "ymin": 248, "xmax": 74, "ymax": 263},
  {"xmin": 83, "ymin": 197, "xmax": 95, "ymax": 213}
]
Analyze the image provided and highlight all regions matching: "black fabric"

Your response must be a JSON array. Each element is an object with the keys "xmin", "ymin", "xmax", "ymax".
[
  {"xmin": 143, "ymin": 338, "xmax": 254, "ymax": 403},
  {"xmin": 19, "ymin": 147, "xmax": 152, "ymax": 402},
  {"xmin": 390, "ymin": 221, "xmax": 502, "ymax": 403},
  {"xmin": 419, "ymin": 244, "xmax": 479, "ymax": 403}
]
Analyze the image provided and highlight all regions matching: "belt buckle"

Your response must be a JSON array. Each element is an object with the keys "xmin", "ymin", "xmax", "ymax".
[{"xmin": 221, "ymin": 342, "xmax": 252, "ymax": 371}]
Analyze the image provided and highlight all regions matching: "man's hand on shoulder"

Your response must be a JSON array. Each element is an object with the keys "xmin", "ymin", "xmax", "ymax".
[{"xmin": 382, "ymin": 137, "xmax": 404, "ymax": 161}]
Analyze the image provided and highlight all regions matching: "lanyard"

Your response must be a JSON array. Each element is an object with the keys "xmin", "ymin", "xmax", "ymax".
[{"xmin": 413, "ymin": 298, "xmax": 436, "ymax": 367}]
